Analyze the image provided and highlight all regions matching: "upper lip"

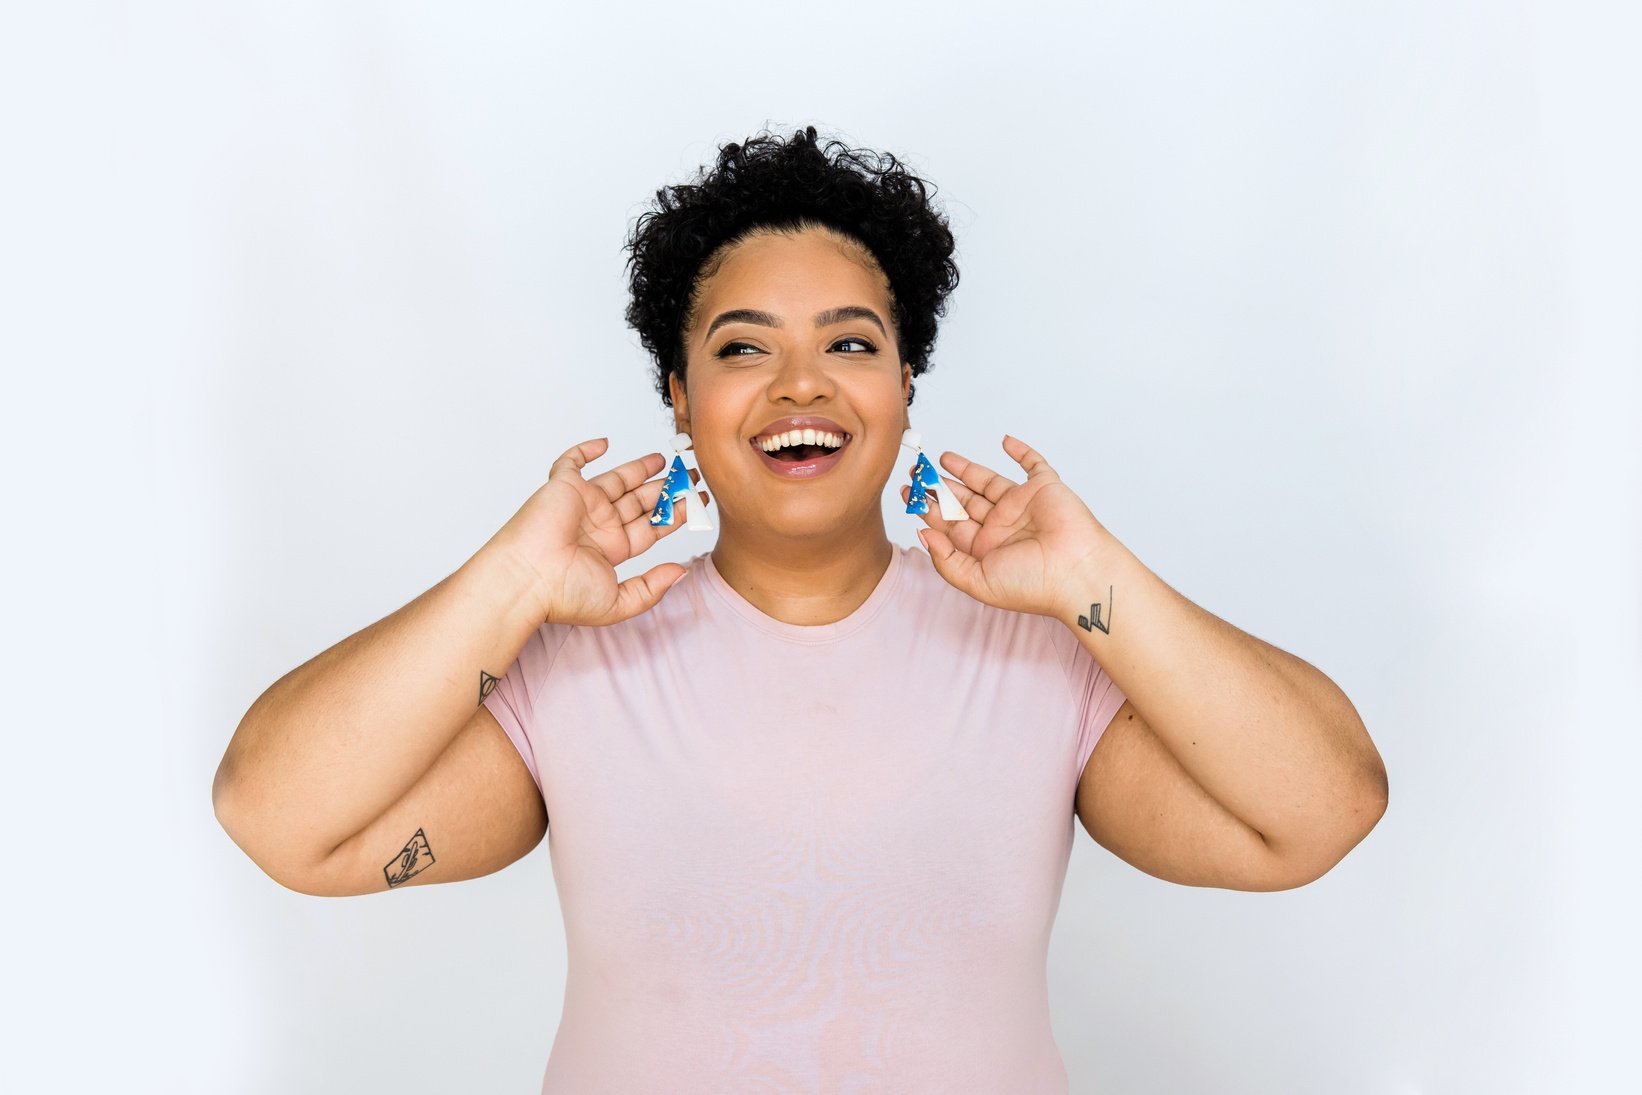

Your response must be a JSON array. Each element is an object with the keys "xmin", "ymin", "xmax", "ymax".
[{"xmin": 750, "ymin": 416, "xmax": 852, "ymax": 443}]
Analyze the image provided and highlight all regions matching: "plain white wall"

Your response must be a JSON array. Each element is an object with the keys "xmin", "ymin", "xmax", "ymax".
[{"xmin": 3, "ymin": 2, "xmax": 1637, "ymax": 1091}]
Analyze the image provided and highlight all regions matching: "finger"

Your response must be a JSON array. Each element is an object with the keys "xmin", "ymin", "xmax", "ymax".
[
  {"xmin": 611, "ymin": 464, "xmax": 703, "ymax": 525},
  {"xmin": 608, "ymin": 473, "xmax": 673, "ymax": 525},
  {"xmin": 899, "ymin": 477, "xmax": 986, "ymax": 530},
  {"xmin": 927, "ymin": 470, "xmax": 992, "ymax": 523},
  {"xmin": 901, "ymin": 482, "xmax": 981, "ymax": 556},
  {"xmin": 549, "ymin": 437, "xmax": 609, "ymax": 480},
  {"xmin": 587, "ymin": 451, "xmax": 668, "ymax": 504},
  {"xmin": 918, "ymin": 525, "xmax": 989, "ymax": 601},
  {"xmin": 936, "ymin": 450, "xmax": 1016, "ymax": 505},
  {"xmin": 905, "ymin": 459, "xmax": 991, "ymax": 513},
  {"xmin": 899, "ymin": 481, "xmax": 953, "ymax": 535},
  {"xmin": 1000, "ymin": 433, "xmax": 1059, "ymax": 481},
  {"xmin": 620, "ymin": 480, "xmax": 709, "ymax": 552},
  {"xmin": 605, "ymin": 562, "xmax": 689, "ymax": 625}
]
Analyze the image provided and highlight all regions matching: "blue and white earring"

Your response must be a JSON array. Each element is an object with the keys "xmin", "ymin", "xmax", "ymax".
[
  {"xmin": 648, "ymin": 431, "xmax": 713, "ymax": 531},
  {"xmin": 901, "ymin": 428, "xmax": 969, "ymax": 521}
]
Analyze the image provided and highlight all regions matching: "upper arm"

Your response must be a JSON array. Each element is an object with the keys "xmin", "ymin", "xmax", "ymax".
[
  {"xmin": 1074, "ymin": 699, "xmax": 1310, "ymax": 891},
  {"xmin": 294, "ymin": 704, "xmax": 548, "ymax": 897}
]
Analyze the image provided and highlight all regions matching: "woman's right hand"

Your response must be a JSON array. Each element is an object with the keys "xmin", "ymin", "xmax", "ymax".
[{"xmin": 486, "ymin": 437, "xmax": 709, "ymax": 627}]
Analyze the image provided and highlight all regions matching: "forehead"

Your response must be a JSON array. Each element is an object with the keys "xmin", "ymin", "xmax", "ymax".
[{"xmin": 695, "ymin": 227, "xmax": 889, "ymax": 308}]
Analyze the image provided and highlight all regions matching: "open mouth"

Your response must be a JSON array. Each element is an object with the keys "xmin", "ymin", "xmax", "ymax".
[
  {"xmin": 749, "ymin": 435, "xmax": 852, "ymax": 479},
  {"xmin": 764, "ymin": 443, "xmax": 835, "ymax": 463}
]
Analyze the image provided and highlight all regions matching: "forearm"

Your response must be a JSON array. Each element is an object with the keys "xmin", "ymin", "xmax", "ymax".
[
  {"xmin": 1059, "ymin": 538, "xmax": 1387, "ymax": 868},
  {"xmin": 213, "ymin": 541, "xmax": 544, "ymax": 875}
]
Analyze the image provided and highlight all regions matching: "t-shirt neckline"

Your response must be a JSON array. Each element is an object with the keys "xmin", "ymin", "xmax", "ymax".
[{"xmin": 698, "ymin": 543, "xmax": 907, "ymax": 644}]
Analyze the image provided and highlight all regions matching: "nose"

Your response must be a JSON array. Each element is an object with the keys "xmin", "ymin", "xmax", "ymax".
[{"xmin": 767, "ymin": 350, "xmax": 837, "ymax": 400}]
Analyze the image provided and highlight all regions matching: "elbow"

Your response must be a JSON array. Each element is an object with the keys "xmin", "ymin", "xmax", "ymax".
[
  {"xmin": 1257, "ymin": 779, "xmax": 1388, "ymax": 892},
  {"xmin": 1329, "ymin": 727, "xmax": 1390, "ymax": 846},
  {"xmin": 1351, "ymin": 716, "xmax": 1390, "ymax": 817},
  {"xmin": 1360, "ymin": 742, "xmax": 1390, "ymax": 816},
  {"xmin": 211, "ymin": 756, "xmax": 237, "ymax": 824},
  {"xmin": 211, "ymin": 757, "xmax": 242, "ymax": 846},
  {"xmin": 212, "ymin": 768, "xmax": 342, "ymax": 898},
  {"xmin": 217, "ymin": 822, "xmax": 344, "ymax": 898},
  {"xmin": 1356, "ymin": 763, "xmax": 1390, "ymax": 850}
]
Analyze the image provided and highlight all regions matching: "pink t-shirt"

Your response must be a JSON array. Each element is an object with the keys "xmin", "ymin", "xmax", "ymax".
[{"xmin": 483, "ymin": 542, "xmax": 1126, "ymax": 1093}]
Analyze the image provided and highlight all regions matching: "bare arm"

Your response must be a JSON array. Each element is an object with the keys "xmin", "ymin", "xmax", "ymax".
[
  {"xmin": 1077, "ymin": 698, "xmax": 1321, "ymax": 891},
  {"xmin": 1058, "ymin": 542, "xmax": 1387, "ymax": 874},
  {"xmin": 211, "ymin": 542, "xmax": 543, "ymax": 888},
  {"xmin": 212, "ymin": 439, "xmax": 697, "ymax": 892},
  {"xmin": 296, "ymin": 703, "xmax": 549, "ymax": 896}
]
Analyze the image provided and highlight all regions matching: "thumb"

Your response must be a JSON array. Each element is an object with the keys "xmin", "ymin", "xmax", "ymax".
[
  {"xmin": 918, "ymin": 527, "xmax": 983, "ymax": 598},
  {"xmin": 608, "ymin": 562, "xmax": 688, "ymax": 624}
]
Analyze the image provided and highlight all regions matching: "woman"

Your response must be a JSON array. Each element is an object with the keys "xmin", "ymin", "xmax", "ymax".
[{"xmin": 214, "ymin": 126, "xmax": 1388, "ymax": 1092}]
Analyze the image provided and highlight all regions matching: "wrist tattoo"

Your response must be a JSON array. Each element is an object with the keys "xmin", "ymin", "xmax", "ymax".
[
  {"xmin": 478, "ymin": 669, "xmax": 499, "ymax": 705},
  {"xmin": 385, "ymin": 827, "xmax": 435, "ymax": 888},
  {"xmin": 1075, "ymin": 585, "xmax": 1114, "ymax": 635}
]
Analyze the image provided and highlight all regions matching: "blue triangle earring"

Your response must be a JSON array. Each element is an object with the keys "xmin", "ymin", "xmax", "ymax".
[
  {"xmin": 649, "ymin": 431, "xmax": 713, "ymax": 531},
  {"xmin": 901, "ymin": 428, "xmax": 969, "ymax": 521}
]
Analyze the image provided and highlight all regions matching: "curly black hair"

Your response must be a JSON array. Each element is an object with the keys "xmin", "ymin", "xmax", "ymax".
[{"xmin": 623, "ymin": 125, "xmax": 959, "ymax": 409}]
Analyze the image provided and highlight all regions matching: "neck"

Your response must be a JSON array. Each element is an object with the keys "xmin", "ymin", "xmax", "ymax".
[{"xmin": 710, "ymin": 510, "xmax": 895, "ymax": 627}]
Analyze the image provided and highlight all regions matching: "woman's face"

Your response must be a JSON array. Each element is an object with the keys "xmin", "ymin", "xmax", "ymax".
[{"xmin": 671, "ymin": 226, "xmax": 911, "ymax": 540}]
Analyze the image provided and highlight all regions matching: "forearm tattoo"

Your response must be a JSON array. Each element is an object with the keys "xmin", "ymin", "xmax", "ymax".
[
  {"xmin": 1075, "ymin": 585, "xmax": 1114, "ymax": 636},
  {"xmin": 385, "ymin": 828, "xmax": 435, "ymax": 888},
  {"xmin": 478, "ymin": 669, "xmax": 499, "ymax": 705}
]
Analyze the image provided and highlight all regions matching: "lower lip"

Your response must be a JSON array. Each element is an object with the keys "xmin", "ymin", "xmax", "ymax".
[{"xmin": 750, "ymin": 438, "xmax": 850, "ymax": 479}]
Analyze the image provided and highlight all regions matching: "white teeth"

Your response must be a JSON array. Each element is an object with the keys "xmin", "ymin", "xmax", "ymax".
[{"xmin": 758, "ymin": 429, "xmax": 846, "ymax": 452}]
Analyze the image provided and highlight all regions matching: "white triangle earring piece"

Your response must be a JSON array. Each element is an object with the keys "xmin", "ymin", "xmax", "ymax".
[
  {"xmin": 901, "ymin": 428, "xmax": 969, "ymax": 522},
  {"xmin": 648, "ymin": 431, "xmax": 713, "ymax": 531}
]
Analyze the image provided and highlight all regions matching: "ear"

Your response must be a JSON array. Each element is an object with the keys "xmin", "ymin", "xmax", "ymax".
[
  {"xmin": 902, "ymin": 361, "xmax": 912, "ymax": 408},
  {"xmin": 668, "ymin": 370, "xmax": 690, "ymax": 432}
]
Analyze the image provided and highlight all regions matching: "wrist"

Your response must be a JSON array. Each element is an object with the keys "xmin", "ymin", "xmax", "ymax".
[
  {"xmin": 464, "ymin": 540, "xmax": 553, "ymax": 634},
  {"xmin": 1053, "ymin": 533, "xmax": 1132, "ymax": 634}
]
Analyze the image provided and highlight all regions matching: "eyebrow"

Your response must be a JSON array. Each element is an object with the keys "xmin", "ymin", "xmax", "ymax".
[{"xmin": 701, "ymin": 305, "xmax": 887, "ymax": 345}]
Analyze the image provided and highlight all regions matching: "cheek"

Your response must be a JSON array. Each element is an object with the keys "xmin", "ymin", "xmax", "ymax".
[{"xmin": 685, "ymin": 404, "xmax": 746, "ymax": 472}]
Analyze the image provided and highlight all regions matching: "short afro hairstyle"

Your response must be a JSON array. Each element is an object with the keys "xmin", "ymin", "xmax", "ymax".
[{"xmin": 623, "ymin": 124, "xmax": 960, "ymax": 409}]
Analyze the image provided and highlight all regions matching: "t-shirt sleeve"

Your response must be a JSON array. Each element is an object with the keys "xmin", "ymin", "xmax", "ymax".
[
  {"xmin": 1045, "ymin": 618, "xmax": 1129, "ymax": 780},
  {"xmin": 481, "ymin": 622, "xmax": 574, "ymax": 806}
]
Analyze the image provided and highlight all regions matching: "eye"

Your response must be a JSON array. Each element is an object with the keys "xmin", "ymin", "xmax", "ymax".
[{"xmin": 714, "ymin": 337, "xmax": 879, "ymax": 360}]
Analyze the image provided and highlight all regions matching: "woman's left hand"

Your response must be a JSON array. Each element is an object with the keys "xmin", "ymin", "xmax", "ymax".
[{"xmin": 902, "ymin": 434, "xmax": 1118, "ymax": 619}]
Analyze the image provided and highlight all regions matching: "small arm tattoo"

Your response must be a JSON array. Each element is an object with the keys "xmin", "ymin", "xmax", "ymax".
[
  {"xmin": 1076, "ymin": 585, "xmax": 1114, "ymax": 635},
  {"xmin": 478, "ymin": 669, "xmax": 499, "ymax": 705},
  {"xmin": 384, "ymin": 827, "xmax": 435, "ymax": 888}
]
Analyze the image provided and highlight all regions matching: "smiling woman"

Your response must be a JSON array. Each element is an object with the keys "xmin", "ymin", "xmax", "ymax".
[
  {"xmin": 214, "ymin": 123, "xmax": 1383, "ymax": 1095},
  {"xmin": 463, "ymin": 127, "xmax": 1138, "ymax": 1091}
]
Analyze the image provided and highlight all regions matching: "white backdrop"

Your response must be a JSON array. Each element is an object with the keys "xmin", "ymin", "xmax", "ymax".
[{"xmin": 4, "ymin": 2, "xmax": 1637, "ymax": 1092}]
